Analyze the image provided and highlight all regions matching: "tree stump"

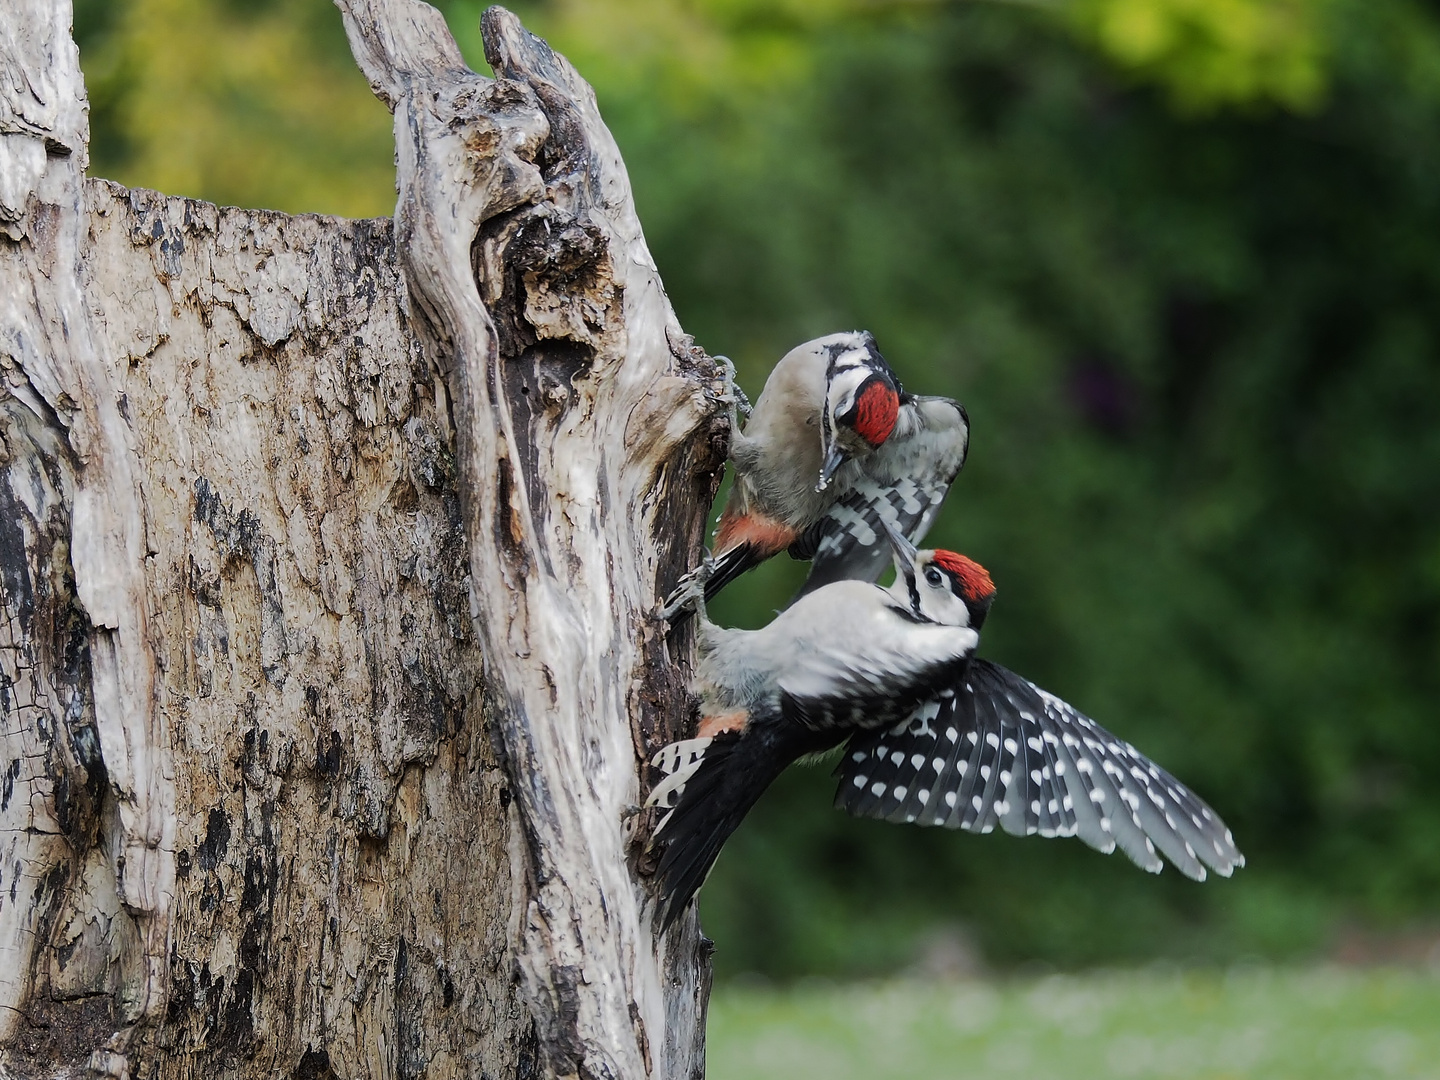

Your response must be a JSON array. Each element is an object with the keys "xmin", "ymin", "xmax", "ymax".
[{"xmin": 0, "ymin": 2, "xmax": 725, "ymax": 1077}]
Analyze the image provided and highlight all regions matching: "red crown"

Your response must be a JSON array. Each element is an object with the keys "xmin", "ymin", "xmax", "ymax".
[
  {"xmin": 932, "ymin": 550, "xmax": 994, "ymax": 602},
  {"xmin": 852, "ymin": 380, "xmax": 900, "ymax": 447}
]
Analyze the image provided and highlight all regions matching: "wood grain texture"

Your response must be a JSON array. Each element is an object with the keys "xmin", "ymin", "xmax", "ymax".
[{"xmin": 2, "ymin": 0, "xmax": 171, "ymax": 1040}]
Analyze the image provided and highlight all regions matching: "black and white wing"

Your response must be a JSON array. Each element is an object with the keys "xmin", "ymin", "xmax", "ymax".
[
  {"xmin": 834, "ymin": 659, "xmax": 1244, "ymax": 880},
  {"xmin": 793, "ymin": 396, "xmax": 969, "ymax": 598}
]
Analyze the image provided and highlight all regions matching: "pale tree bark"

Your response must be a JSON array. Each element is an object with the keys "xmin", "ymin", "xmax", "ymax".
[{"xmin": 0, "ymin": 2, "xmax": 725, "ymax": 1078}]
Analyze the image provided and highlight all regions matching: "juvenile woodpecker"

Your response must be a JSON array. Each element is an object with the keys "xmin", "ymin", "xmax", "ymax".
[
  {"xmin": 647, "ymin": 525, "xmax": 1243, "ymax": 929},
  {"xmin": 790, "ymin": 391, "xmax": 970, "ymax": 598},
  {"xmin": 663, "ymin": 332, "xmax": 969, "ymax": 614}
]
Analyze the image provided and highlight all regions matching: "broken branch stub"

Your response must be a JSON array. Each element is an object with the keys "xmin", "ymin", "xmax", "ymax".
[{"xmin": 338, "ymin": 2, "xmax": 727, "ymax": 1077}]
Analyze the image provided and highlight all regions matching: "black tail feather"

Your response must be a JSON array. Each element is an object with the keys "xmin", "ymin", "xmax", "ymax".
[
  {"xmin": 655, "ymin": 731, "xmax": 774, "ymax": 930},
  {"xmin": 703, "ymin": 544, "xmax": 763, "ymax": 603},
  {"xmin": 664, "ymin": 544, "xmax": 764, "ymax": 629},
  {"xmin": 654, "ymin": 718, "xmax": 832, "ymax": 930}
]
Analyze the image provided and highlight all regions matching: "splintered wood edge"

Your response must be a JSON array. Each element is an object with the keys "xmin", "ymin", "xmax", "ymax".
[{"xmin": 334, "ymin": 0, "xmax": 470, "ymax": 109}]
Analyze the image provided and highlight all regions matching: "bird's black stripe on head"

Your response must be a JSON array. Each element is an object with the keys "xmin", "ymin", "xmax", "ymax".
[
  {"xmin": 822, "ymin": 348, "xmax": 842, "ymax": 448},
  {"xmin": 886, "ymin": 599, "xmax": 928, "ymax": 624},
  {"xmin": 859, "ymin": 333, "xmax": 897, "ymax": 386},
  {"xmin": 825, "ymin": 339, "xmax": 873, "ymax": 373},
  {"xmin": 905, "ymin": 568, "xmax": 923, "ymax": 620},
  {"xmin": 936, "ymin": 565, "xmax": 964, "ymax": 597}
]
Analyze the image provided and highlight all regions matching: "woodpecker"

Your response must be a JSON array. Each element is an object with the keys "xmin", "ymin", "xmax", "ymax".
[
  {"xmin": 662, "ymin": 332, "xmax": 969, "ymax": 616},
  {"xmin": 647, "ymin": 525, "xmax": 1242, "ymax": 929}
]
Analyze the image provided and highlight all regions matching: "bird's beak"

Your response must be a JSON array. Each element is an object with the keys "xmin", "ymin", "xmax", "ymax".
[
  {"xmin": 815, "ymin": 442, "xmax": 847, "ymax": 492},
  {"xmin": 880, "ymin": 516, "xmax": 918, "ymax": 574}
]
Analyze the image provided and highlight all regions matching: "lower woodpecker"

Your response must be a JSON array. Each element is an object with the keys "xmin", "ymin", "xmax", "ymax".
[{"xmin": 648, "ymin": 523, "xmax": 1243, "ymax": 930}]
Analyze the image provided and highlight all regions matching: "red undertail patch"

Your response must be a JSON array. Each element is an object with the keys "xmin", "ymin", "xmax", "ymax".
[
  {"xmin": 714, "ymin": 508, "xmax": 797, "ymax": 558},
  {"xmin": 698, "ymin": 710, "xmax": 749, "ymax": 738}
]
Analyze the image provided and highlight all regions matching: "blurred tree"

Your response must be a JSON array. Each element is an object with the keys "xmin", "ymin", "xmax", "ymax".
[
  {"xmin": 77, "ymin": 0, "xmax": 395, "ymax": 216},
  {"xmin": 1069, "ymin": 0, "xmax": 1329, "ymax": 110},
  {"xmin": 71, "ymin": 0, "xmax": 1440, "ymax": 976}
]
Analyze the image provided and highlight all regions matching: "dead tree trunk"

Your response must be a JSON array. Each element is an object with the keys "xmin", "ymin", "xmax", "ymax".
[{"xmin": 0, "ymin": 2, "xmax": 725, "ymax": 1077}]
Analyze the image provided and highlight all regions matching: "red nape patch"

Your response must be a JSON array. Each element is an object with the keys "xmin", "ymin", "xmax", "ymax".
[
  {"xmin": 933, "ymin": 550, "xmax": 995, "ymax": 602},
  {"xmin": 852, "ymin": 380, "xmax": 900, "ymax": 447}
]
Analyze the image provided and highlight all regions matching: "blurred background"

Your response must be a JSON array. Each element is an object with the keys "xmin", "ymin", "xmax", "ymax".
[{"xmin": 71, "ymin": 0, "xmax": 1440, "ymax": 1068}]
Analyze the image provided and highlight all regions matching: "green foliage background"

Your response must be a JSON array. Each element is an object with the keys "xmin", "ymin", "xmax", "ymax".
[{"xmin": 74, "ymin": 0, "xmax": 1440, "ymax": 978}]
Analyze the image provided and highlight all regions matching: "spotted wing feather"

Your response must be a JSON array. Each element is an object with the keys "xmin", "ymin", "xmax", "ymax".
[
  {"xmin": 791, "ymin": 475, "xmax": 949, "ymax": 596},
  {"xmin": 793, "ymin": 396, "xmax": 969, "ymax": 597},
  {"xmin": 835, "ymin": 659, "xmax": 1244, "ymax": 879}
]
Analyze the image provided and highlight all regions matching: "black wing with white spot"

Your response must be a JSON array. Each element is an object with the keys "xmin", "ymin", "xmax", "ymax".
[
  {"xmin": 834, "ymin": 659, "xmax": 1244, "ymax": 880},
  {"xmin": 790, "ymin": 474, "xmax": 951, "ymax": 596},
  {"xmin": 793, "ymin": 395, "xmax": 969, "ymax": 598}
]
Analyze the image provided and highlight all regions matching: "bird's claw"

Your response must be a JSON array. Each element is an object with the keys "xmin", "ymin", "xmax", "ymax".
[
  {"xmin": 659, "ymin": 556, "xmax": 715, "ymax": 622},
  {"xmin": 714, "ymin": 355, "xmax": 752, "ymax": 421}
]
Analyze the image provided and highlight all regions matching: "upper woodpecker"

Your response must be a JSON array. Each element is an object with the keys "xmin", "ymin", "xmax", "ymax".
[
  {"xmin": 663, "ymin": 332, "xmax": 969, "ymax": 614},
  {"xmin": 647, "ymin": 524, "xmax": 1243, "ymax": 929}
]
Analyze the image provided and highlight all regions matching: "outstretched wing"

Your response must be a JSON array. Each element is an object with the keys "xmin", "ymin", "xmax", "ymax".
[
  {"xmin": 793, "ymin": 396, "xmax": 969, "ymax": 597},
  {"xmin": 834, "ymin": 659, "xmax": 1244, "ymax": 880}
]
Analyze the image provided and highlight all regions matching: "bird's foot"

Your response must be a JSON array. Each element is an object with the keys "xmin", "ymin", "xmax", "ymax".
[
  {"xmin": 658, "ymin": 557, "xmax": 714, "ymax": 623},
  {"xmin": 714, "ymin": 354, "xmax": 752, "ymax": 422}
]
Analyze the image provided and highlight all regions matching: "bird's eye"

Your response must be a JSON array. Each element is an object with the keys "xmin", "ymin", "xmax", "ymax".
[{"xmin": 924, "ymin": 568, "xmax": 943, "ymax": 587}]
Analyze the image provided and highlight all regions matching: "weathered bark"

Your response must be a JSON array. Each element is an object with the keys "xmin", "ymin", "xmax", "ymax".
[{"xmin": 1, "ymin": 2, "xmax": 724, "ymax": 1077}]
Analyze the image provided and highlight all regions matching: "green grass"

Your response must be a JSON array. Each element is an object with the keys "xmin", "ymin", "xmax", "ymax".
[{"xmin": 707, "ymin": 967, "xmax": 1440, "ymax": 1080}]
